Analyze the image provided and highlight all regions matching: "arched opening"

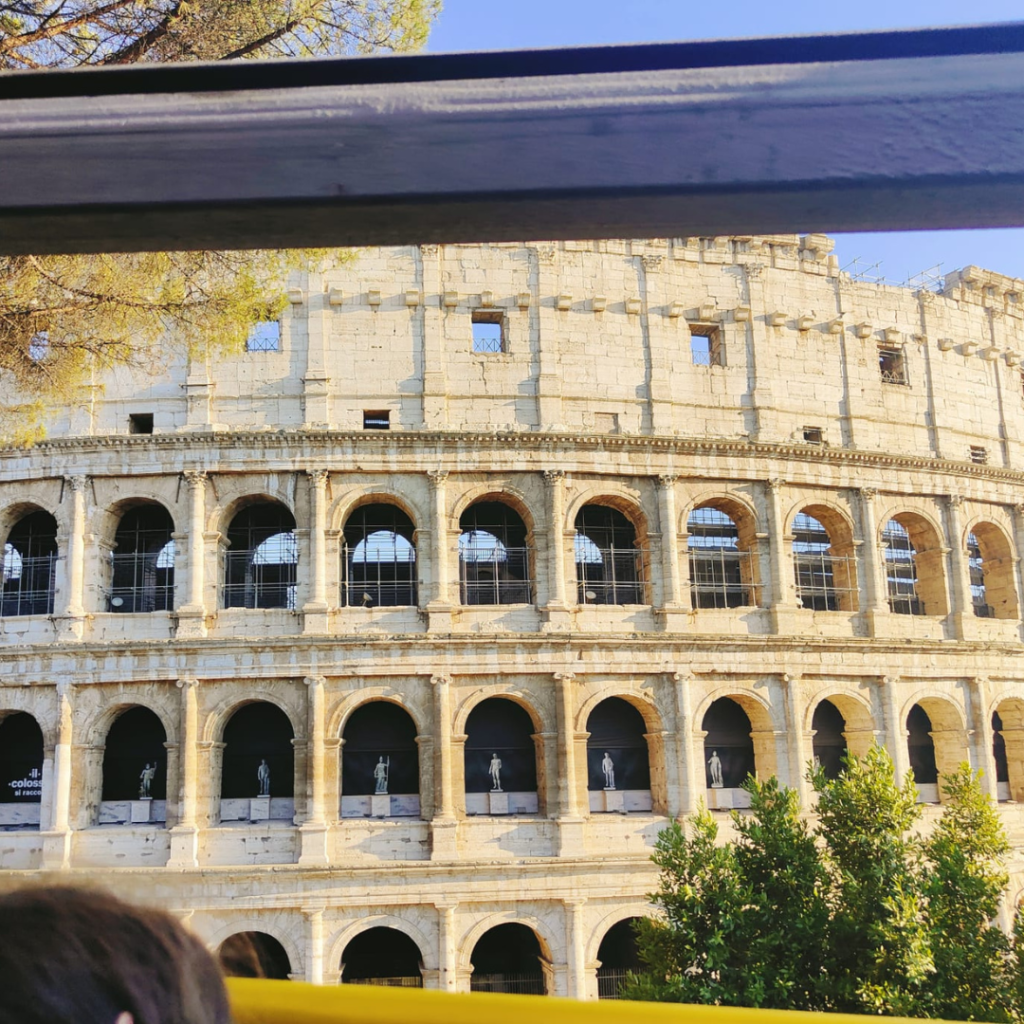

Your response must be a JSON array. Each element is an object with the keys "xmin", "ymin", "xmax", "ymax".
[
  {"xmin": 586, "ymin": 698, "xmax": 651, "ymax": 814},
  {"xmin": 687, "ymin": 504, "xmax": 758, "ymax": 608},
  {"xmin": 458, "ymin": 501, "xmax": 532, "ymax": 606},
  {"xmin": 0, "ymin": 712, "xmax": 43, "ymax": 830},
  {"xmin": 342, "ymin": 504, "xmax": 417, "ymax": 607},
  {"xmin": 597, "ymin": 918, "xmax": 643, "ymax": 1000},
  {"xmin": 992, "ymin": 700, "xmax": 1024, "ymax": 802},
  {"xmin": 221, "ymin": 702, "xmax": 294, "ymax": 822},
  {"xmin": 907, "ymin": 703, "xmax": 939, "ymax": 800},
  {"xmin": 109, "ymin": 505, "xmax": 176, "ymax": 613},
  {"xmin": 341, "ymin": 703, "xmax": 420, "ymax": 818},
  {"xmin": 908, "ymin": 699, "xmax": 969, "ymax": 803},
  {"xmin": 882, "ymin": 515, "xmax": 946, "ymax": 617},
  {"xmin": 100, "ymin": 706, "xmax": 167, "ymax": 825},
  {"xmin": 573, "ymin": 504, "xmax": 646, "ymax": 605},
  {"xmin": 792, "ymin": 511, "xmax": 857, "ymax": 612},
  {"xmin": 340, "ymin": 928, "xmax": 423, "ymax": 987},
  {"xmin": 218, "ymin": 932, "xmax": 292, "ymax": 980},
  {"xmin": 470, "ymin": 923, "xmax": 548, "ymax": 995},
  {"xmin": 223, "ymin": 503, "xmax": 297, "ymax": 610},
  {"xmin": 464, "ymin": 698, "xmax": 538, "ymax": 816},
  {"xmin": 2, "ymin": 510, "xmax": 57, "ymax": 616},
  {"xmin": 702, "ymin": 698, "xmax": 755, "ymax": 808},
  {"xmin": 811, "ymin": 700, "xmax": 848, "ymax": 780},
  {"xmin": 968, "ymin": 523, "xmax": 1018, "ymax": 620}
]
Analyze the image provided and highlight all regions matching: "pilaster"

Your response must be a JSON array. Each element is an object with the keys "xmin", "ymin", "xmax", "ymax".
[
  {"xmin": 176, "ymin": 471, "xmax": 208, "ymax": 638},
  {"xmin": 40, "ymin": 680, "xmax": 73, "ymax": 868},
  {"xmin": 299, "ymin": 675, "xmax": 330, "ymax": 865},
  {"xmin": 168, "ymin": 678, "xmax": 200, "ymax": 867}
]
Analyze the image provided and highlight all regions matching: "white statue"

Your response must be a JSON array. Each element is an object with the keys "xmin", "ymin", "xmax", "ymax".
[
  {"xmin": 601, "ymin": 752, "xmax": 616, "ymax": 790},
  {"xmin": 708, "ymin": 750, "xmax": 724, "ymax": 789},
  {"xmin": 373, "ymin": 755, "xmax": 389, "ymax": 795},
  {"xmin": 257, "ymin": 759, "xmax": 271, "ymax": 797},
  {"xmin": 138, "ymin": 762, "xmax": 156, "ymax": 799},
  {"xmin": 488, "ymin": 753, "xmax": 502, "ymax": 792}
]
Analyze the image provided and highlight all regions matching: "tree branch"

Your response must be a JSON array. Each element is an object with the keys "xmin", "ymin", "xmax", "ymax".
[
  {"xmin": 98, "ymin": 0, "xmax": 184, "ymax": 65},
  {"xmin": 0, "ymin": 0, "xmax": 139, "ymax": 57}
]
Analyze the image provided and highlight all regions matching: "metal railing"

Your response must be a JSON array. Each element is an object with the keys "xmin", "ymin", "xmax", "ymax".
[
  {"xmin": 470, "ymin": 973, "xmax": 546, "ymax": 995},
  {"xmin": 108, "ymin": 551, "xmax": 175, "ymax": 613},
  {"xmin": 880, "ymin": 367, "xmax": 909, "ymax": 385},
  {"xmin": 889, "ymin": 595, "xmax": 926, "ymax": 616},
  {"xmin": 459, "ymin": 547, "xmax": 532, "ymax": 606},
  {"xmin": 222, "ymin": 550, "xmax": 297, "ymax": 610},
  {"xmin": 794, "ymin": 553, "xmax": 856, "ymax": 611},
  {"xmin": 344, "ymin": 976, "xmax": 423, "ymax": 988},
  {"xmin": 597, "ymin": 968, "xmax": 631, "ymax": 1000},
  {"xmin": 576, "ymin": 546, "xmax": 646, "ymax": 605},
  {"xmin": 0, "ymin": 553, "xmax": 56, "ymax": 617},
  {"xmin": 689, "ymin": 549, "xmax": 757, "ymax": 609},
  {"xmin": 342, "ymin": 543, "xmax": 417, "ymax": 608},
  {"xmin": 973, "ymin": 601, "xmax": 996, "ymax": 618}
]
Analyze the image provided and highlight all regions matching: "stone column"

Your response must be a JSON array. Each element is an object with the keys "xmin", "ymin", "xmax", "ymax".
[
  {"xmin": 177, "ymin": 471, "xmax": 208, "ymax": 638},
  {"xmin": 543, "ymin": 470, "xmax": 571, "ymax": 629},
  {"xmin": 969, "ymin": 676, "xmax": 999, "ymax": 800},
  {"xmin": 640, "ymin": 253, "xmax": 676, "ymax": 435},
  {"xmin": 168, "ymin": 678, "xmax": 200, "ymax": 867},
  {"xmin": 41, "ymin": 681, "xmax": 73, "ymax": 868},
  {"xmin": 564, "ymin": 898, "xmax": 588, "ymax": 1000},
  {"xmin": 426, "ymin": 471, "xmax": 453, "ymax": 631},
  {"xmin": 303, "ymin": 470, "xmax": 330, "ymax": 634},
  {"xmin": 945, "ymin": 494, "xmax": 971, "ymax": 638},
  {"xmin": 555, "ymin": 672, "xmax": 585, "ymax": 855},
  {"xmin": 303, "ymin": 271, "xmax": 332, "ymax": 429},
  {"xmin": 880, "ymin": 675, "xmax": 910, "ymax": 784},
  {"xmin": 656, "ymin": 474, "xmax": 687, "ymax": 630},
  {"xmin": 858, "ymin": 487, "xmax": 888, "ymax": 635},
  {"xmin": 420, "ymin": 245, "xmax": 449, "ymax": 429},
  {"xmin": 303, "ymin": 904, "xmax": 326, "ymax": 985},
  {"xmin": 535, "ymin": 245, "xmax": 565, "ymax": 430},
  {"xmin": 57, "ymin": 474, "xmax": 88, "ymax": 640},
  {"xmin": 783, "ymin": 674, "xmax": 811, "ymax": 804},
  {"xmin": 299, "ymin": 674, "xmax": 330, "ymax": 865},
  {"xmin": 672, "ymin": 673, "xmax": 701, "ymax": 816},
  {"xmin": 431, "ymin": 674, "xmax": 457, "ymax": 859},
  {"xmin": 436, "ymin": 901, "xmax": 458, "ymax": 991},
  {"xmin": 765, "ymin": 478, "xmax": 798, "ymax": 633}
]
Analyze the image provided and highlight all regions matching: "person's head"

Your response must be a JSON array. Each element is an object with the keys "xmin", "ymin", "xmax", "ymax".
[{"xmin": 0, "ymin": 886, "xmax": 230, "ymax": 1024}]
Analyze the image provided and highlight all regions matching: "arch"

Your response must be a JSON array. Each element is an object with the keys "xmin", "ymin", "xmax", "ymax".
[
  {"xmin": 205, "ymin": 692, "xmax": 300, "ymax": 745},
  {"xmin": 327, "ymin": 915, "xmax": 437, "ymax": 976},
  {"xmin": 791, "ymin": 505, "xmax": 858, "ymax": 612},
  {"xmin": 218, "ymin": 931, "xmax": 292, "ymax": 980},
  {"xmin": 805, "ymin": 690, "xmax": 876, "ymax": 760},
  {"xmin": 966, "ymin": 521, "xmax": 1018, "ymax": 620},
  {"xmin": 993, "ymin": 697, "xmax": 1024, "ymax": 802},
  {"xmin": 341, "ymin": 701, "xmax": 420, "ymax": 817},
  {"xmin": 101, "ymin": 705, "xmax": 168, "ymax": 802},
  {"xmin": 222, "ymin": 501, "xmax": 297, "ymax": 610},
  {"xmin": 701, "ymin": 697, "xmax": 756, "ymax": 792},
  {"xmin": 596, "ymin": 917, "xmax": 644, "ymax": 1000},
  {"xmin": 881, "ymin": 511, "xmax": 947, "ymax": 617},
  {"xmin": 221, "ymin": 701, "xmax": 295, "ymax": 800},
  {"xmin": 811, "ymin": 700, "xmax": 847, "ymax": 779},
  {"xmin": 2, "ymin": 509, "xmax": 57, "ymax": 616},
  {"xmin": 906, "ymin": 697, "xmax": 969, "ymax": 801},
  {"xmin": 586, "ymin": 697, "xmax": 651, "ymax": 794},
  {"xmin": 340, "ymin": 927, "xmax": 424, "ymax": 987},
  {"xmin": 686, "ymin": 498, "xmax": 760, "ymax": 609},
  {"xmin": 0, "ymin": 712, "xmax": 43, "ymax": 828},
  {"xmin": 464, "ymin": 698, "xmax": 539, "ymax": 810},
  {"xmin": 573, "ymin": 502, "xmax": 647, "ymax": 606},
  {"xmin": 450, "ymin": 485, "xmax": 537, "ymax": 537},
  {"xmin": 330, "ymin": 488, "xmax": 423, "ymax": 536},
  {"xmin": 108, "ymin": 503, "xmax": 176, "ymax": 613},
  {"xmin": 330, "ymin": 691, "xmax": 425, "ymax": 742},
  {"xmin": 458, "ymin": 499, "xmax": 533, "ymax": 606},
  {"xmin": 468, "ymin": 921, "xmax": 550, "ymax": 995},
  {"xmin": 342, "ymin": 503, "xmax": 417, "ymax": 607}
]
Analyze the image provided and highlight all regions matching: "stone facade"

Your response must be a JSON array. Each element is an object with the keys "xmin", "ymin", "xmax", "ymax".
[{"xmin": 3, "ymin": 235, "xmax": 1024, "ymax": 996}]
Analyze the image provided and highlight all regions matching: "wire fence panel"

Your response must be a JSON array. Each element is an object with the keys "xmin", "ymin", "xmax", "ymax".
[
  {"xmin": 0, "ymin": 552, "xmax": 56, "ymax": 617},
  {"xmin": 459, "ymin": 547, "xmax": 532, "ymax": 605},
  {"xmin": 344, "ymin": 976, "xmax": 423, "ymax": 988},
  {"xmin": 470, "ymin": 973, "xmax": 546, "ymax": 995},
  {"xmin": 576, "ymin": 546, "xmax": 646, "ymax": 605},
  {"xmin": 108, "ymin": 550, "xmax": 175, "ymax": 612},
  {"xmin": 597, "ymin": 968, "xmax": 631, "ymax": 1000}
]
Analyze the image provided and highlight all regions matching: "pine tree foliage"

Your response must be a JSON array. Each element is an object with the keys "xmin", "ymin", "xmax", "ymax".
[{"xmin": 623, "ymin": 748, "xmax": 1022, "ymax": 1022}]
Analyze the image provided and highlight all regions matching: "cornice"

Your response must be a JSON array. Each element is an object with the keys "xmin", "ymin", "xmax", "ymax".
[{"xmin": 3, "ymin": 429, "xmax": 1024, "ymax": 487}]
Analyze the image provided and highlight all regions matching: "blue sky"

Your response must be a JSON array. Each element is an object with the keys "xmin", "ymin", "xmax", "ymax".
[{"xmin": 427, "ymin": 2, "xmax": 1024, "ymax": 284}]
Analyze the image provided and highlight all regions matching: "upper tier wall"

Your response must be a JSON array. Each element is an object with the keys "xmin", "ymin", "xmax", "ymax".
[{"xmin": 25, "ymin": 236, "xmax": 1024, "ymax": 468}]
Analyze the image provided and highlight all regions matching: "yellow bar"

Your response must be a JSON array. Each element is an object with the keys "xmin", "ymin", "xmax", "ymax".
[{"xmin": 226, "ymin": 979, "xmax": 941, "ymax": 1024}]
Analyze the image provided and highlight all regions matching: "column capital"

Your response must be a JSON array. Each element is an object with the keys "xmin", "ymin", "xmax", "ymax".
[
  {"xmin": 658, "ymin": 473, "xmax": 679, "ymax": 486},
  {"xmin": 434, "ymin": 899, "xmax": 459, "ymax": 912},
  {"xmin": 641, "ymin": 254, "xmax": 664, "ymax": 272},
  {"xmin": 64, "ymin": 473, "xmax": 89, "ymax": 492},
  {"xmin": 421, "ymin": 244, "xmax": 440, "ymax": 258},
  {"xmin": 431, "ymin": 673, "xmax": 451, "ymax": 687},
  {"xmin": 301, "ymin": 902, "xmax": 327, "ymax": 918},
  {"xmin": 972, "ymin": 675, "xmax": 990, "ymax": 689},
  {"xmin": 554, "ymin": 672, "xmax": 576, "ymax": 683},
  {"xmin": 766, "ymin": 477, "xmax": 786, "ymax": 492},
  {"xmin": 563, "ymin": 896, "xmax": 587, "ymax": 909},
  {"xmin": 881, "ymin": 674, "xmax": 900, "ymax": 686},
  {"xmin": 304, "ymin": 674, "xmax": 326, "ymax": 688},
  {"xmin": 427, "ymin": 470, "xmax": 450, "ymax": 483},
  {"xmin": 946, "ymin": 493, "xmax": 966, "ymax": 510},
  {"xmin": 860, "ymin": 487, "xmax": 879, "ymax": 500},
  {"xmin": 306, "ymin": 469, "xmax": 329, "ymax": 486},
  {"xmin": 176, "ymin": 677, "xmax": 200, "ymax": 690},
  {"xmin": 183, "ymin": 470, "xmax": 208, "ymax": 489},
  {"xmin": 543, "ymin": 469, "xmax": 566, "ymax": 483}
]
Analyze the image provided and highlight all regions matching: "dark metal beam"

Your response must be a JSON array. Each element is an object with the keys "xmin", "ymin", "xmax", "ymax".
[{"xmin": 2, "ymin": 24, "xmax": 1024, "ymax": 255}]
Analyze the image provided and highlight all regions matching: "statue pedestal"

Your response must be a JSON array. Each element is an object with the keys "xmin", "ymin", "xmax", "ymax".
[
  {"xmin": 707, "ymin": 785, "xmax": 731, "ymax": 810},
  {"xmin": 488, "ymin": 791, "xmax": 509, "ymax": 815},
  {"xmin": 130, "ymin": 799, "xmax": 152, "ymax": 823},
  {"xmin": 249, "ymin": 796, "xmax": 271, "ymax": 822},
  {"xmin": 602, "ymin": 789, "xmax": 625, "ymax": 813},
  {"xmin": 167, "ymin": 826, "xmax": 199, "ymax": 868},
  {"xmin": 371, "ymin": 794, "xmax": 391, "ymax": 818}
]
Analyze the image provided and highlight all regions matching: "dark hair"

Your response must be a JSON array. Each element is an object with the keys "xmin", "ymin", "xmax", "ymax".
[{"xmin": 0, "ymin": 886, "xmax": 231, "ymax": 1024}]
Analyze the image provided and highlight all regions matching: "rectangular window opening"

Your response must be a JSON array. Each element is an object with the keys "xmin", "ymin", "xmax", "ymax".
[
  {"xmin": 129, "ymin": 413, "xmax": 154, "ymax": 435},
  {"xmin": 363, "ymin": 410, "xmax": 390, "ymax": 430},
  {"xmin": 802, "ymin": 426, "xmax": 823, "ymax": 444},
  {"xmin": 690, "ymin": 324, "xmax": 721, "ymax": 366},
  {"xmin": 878, "ymin": 347, "xmax": 908, "ymax": 385},
  {"xmin": 970, "ymin": 445, "xmax": 988, "ymax": 465},
  {"xmin": 246, "ymin": 320, "xmax": 281, "ymax": 352},
  {"xmin": 472, "ymin": 310, "xmax": 505, "ymax": 353}
]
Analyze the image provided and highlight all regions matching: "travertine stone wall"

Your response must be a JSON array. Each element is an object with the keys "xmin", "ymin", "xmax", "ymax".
[{"xmin": 4, "ymin": 236, "xmax": 1024, "ymax": 997}]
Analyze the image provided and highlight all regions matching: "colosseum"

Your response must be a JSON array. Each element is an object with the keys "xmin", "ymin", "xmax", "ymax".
[{"xmin": 2, "ymin": 234, "xmax": 1024, "ymax": 996}]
